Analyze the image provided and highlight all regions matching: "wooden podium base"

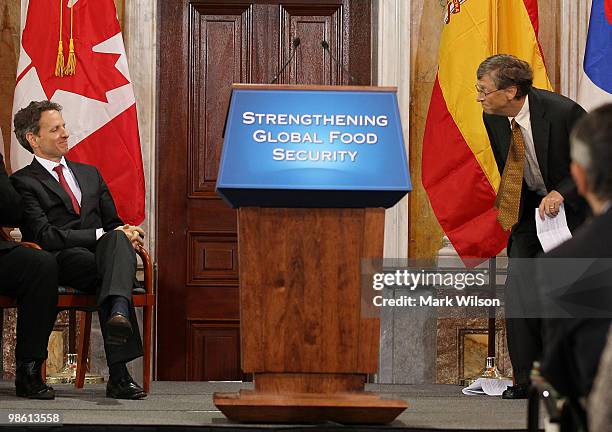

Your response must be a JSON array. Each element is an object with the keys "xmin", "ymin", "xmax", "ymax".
[
  {"xmin": 214, "ymin": 373, "xmax": 407, "ymax": 424},
  {"xmin": 214, "ymin": 390, "xmax": 407, "ymax": 424}
]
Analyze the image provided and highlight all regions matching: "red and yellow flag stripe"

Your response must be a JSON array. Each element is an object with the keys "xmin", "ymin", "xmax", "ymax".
[{"xmin": 422, "ymin": 0, "xmax": 551, "ymax": 263}]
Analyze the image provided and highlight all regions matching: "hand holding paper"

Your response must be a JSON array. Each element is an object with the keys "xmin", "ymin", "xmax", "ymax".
[{"xmin": 535, "ymin": 203, "xmax": 573, "ymax": 252}]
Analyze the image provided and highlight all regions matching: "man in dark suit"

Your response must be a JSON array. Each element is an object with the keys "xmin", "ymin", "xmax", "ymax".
[
  {"xmin": 538, "ymin": 104, "xmax": 612, "ymax": 414},
  {"xmin": 476, "ymin": 54, "xmax": 588, "ymax": 398},
  {"xmin": 589, "ymin": 325, "xmax": 612, "ymax": 432},
  {"xmin": 11, "ymin": 100, "xmax": 147, "ymax": 399},
  {"xmin": 0, "ymin": 152, "xmax": 58, "ymax": 399}
]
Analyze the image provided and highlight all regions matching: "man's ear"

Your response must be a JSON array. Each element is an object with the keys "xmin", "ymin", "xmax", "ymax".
[
  {"xmin": 571, "ymin": 161, "xmax": 588, "ymax": 198},
  {"xmin": 504, "ymin": 85, "xmax": 517, "ymax": 101},
  {"xmin": 25, "ymin": 132, "xmax": 37, "ymax": 151}
]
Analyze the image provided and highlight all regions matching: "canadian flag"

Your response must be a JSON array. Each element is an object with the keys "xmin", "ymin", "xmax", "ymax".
[{"xmin": 11, "ymin": 0, "xmax": 145, "ymax": 224}]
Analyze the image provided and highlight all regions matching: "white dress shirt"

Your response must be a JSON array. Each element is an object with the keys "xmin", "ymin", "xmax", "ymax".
[
  {"xmin": 35, "ymin": 155, "xmax": 82, "ymax": 204},
  {"xmin": 508, "ymin": 95, "xmax": 548, "ymax": 196}
]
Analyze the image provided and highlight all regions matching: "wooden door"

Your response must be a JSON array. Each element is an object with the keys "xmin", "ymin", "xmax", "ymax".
[{"xmin": 157, "ymin": 0, "xmax": 372, "ymax": 381}]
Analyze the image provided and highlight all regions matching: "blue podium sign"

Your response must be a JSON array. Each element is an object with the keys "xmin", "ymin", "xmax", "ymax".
[{"xmin": 216, "ymin": 85, "xmax": 411, "ymax": 208}]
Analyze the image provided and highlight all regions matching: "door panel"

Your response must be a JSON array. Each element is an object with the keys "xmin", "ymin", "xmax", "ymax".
[{"xmin": 157, "ymin": 0, "xmax": 371, "ymax": 381}]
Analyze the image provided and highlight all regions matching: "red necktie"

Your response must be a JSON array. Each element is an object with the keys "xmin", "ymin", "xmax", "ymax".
[{"xmin": 53, "ymin": 164, "xmax": 80, "ymax": 215}]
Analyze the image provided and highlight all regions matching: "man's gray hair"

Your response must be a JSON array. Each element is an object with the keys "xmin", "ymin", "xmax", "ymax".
[
  {"xmin": 570, "ymin": 103, "xmax": 612, "ymax": 200},
  {"xmin": 13, "ymin": 100, "xmax": 63, "ymax": 154},
  {"xmin": 477, "ymin": 54, "xmax": 533, "ymax": 99}
]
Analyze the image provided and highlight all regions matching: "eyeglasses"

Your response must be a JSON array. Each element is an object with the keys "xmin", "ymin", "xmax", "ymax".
[{"xmin": 475, "ymin": 85, "xmax": 505, "ymax": 97}]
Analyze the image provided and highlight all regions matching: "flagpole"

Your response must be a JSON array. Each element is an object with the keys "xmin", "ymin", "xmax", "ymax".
[
  {"xmin": 461, "ymin": 256, "xmax": 510, "ymax": 386},
  {"xmin": 492, "ymin": 0, "xmax": 498, "ymax": 54},
  {"xmin": 487, "ymin": 257, "xmax": 496, "ymax": 358}
]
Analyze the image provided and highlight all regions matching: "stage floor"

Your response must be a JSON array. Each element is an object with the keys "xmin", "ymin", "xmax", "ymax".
[{"xmin": 0, "ymin": 381, "xmax": 528, "ymax": 431}]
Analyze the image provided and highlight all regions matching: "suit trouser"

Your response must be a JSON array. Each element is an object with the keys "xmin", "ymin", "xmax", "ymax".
[
  {"xmin": 0, "ymin": 246, "xmax": 58, "ymax": 361},
  {"xmin": 505, "ymin": 189, "xmax": 544, "ymax": 385},
  {"xmin": 56, "ymin": 230, "xmax": 143, "ymax": 366}
]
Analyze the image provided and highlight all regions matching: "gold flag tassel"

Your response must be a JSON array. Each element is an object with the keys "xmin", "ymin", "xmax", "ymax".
[
  {"xmin": 54, "ymin": 0, "xmax": 64, "ymax": 77},
  {"xmin": 64, "ymin": 2, "xmax": 76, "ymax": 76}
]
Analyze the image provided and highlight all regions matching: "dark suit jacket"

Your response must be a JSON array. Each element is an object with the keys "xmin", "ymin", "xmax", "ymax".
[
  {"xmin": 10, "ymin": 158, "xmax": 123, "ymax": 251},
  {"xmin": 483, "ymin": 87, "xmax": 589, "ymax": 234},
  {"xmin": 0, "ymin": 153, "xmax": 23, "ymax": 252},
  {"xmin": 539, "ymin": 208, "xmax": 612, "ymax": 398}
]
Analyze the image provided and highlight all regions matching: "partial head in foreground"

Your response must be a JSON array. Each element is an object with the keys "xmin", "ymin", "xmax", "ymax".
[{"xmin": 570, "ymin": 103, "xmax": 612, "ymax": 213}]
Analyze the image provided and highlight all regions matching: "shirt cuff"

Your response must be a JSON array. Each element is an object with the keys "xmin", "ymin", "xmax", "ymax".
[{"xmin": 95, "ymin": 228, "xmax": 105, "ymax": 240}]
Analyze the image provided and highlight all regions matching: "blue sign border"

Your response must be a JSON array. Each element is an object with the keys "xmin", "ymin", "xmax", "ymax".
[{"xmin": 217, "ymin": 85, "xmax": 411, "ymax": 208}]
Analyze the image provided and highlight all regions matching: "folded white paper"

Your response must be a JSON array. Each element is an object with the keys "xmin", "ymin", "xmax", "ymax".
[
  {"xmin": 535, "ymin": 203, "xmax": 573, "ymax": 252},
  {"xmin": 462, "ymin": 378, "xmax": 513, "ymax": 396}
]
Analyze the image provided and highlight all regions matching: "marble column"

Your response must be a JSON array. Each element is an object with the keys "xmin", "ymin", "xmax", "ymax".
[
  {"xmin": 375, "ymin": 0, "xmax": 433, "ymax": 384},
  {"xmin": 559, "ymin": 0, "xmax": 591, "ymax": 101},
  {"xmin": 0, "ymin": 0, "xmax": 19, "ymax": 157},
  {"xmin": 0, "ymin": 0, "xmax": 19, "ymax": 378}
]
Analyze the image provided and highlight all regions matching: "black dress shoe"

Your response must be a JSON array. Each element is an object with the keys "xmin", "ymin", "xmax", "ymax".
[
  {"xmin": 15, "ymin": 360, "xmax": 55, "ymax": 400},
  {"xmin": 502, "ymin": 383, "xmax": 529, "ymax": 399},
  {"xmin": 106, "ymin": 312, "xmax": 132, "ymax": 345},
  {"xmin": 106, "ymin": 374, "xmax": 146, "ymax": 400}
]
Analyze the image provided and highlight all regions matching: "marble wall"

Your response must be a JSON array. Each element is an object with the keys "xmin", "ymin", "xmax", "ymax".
[
  {"xmin": 0, "ymin": 0, "xmax": 19, "ymax": 160},
  {"xmin": 0, "ymin": 0, "xmax": 19, "ymax": 378},
  {"xmin": 377, "ymin": 0, "xmax": 424, "ymax": 384},
  {"xmin": 123, "ymin": 0, "xmax": 156, "ymax": 255}
]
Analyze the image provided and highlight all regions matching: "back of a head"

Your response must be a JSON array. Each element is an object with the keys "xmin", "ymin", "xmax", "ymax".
[
  {"xmin": 571, "ymin": 103, "xmax": 612, "ymax": 201},
  {"xmin": 477, "ymin": 54, "xmax": 533, "ymax": 98}
]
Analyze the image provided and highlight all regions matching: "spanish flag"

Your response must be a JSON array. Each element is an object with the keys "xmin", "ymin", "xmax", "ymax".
[{"xmin": 422, "ymin": 0, "xmax": 552, "ymax": 263}]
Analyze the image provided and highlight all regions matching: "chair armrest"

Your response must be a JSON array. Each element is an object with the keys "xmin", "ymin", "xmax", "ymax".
[
  {"xmin": 1, "ymin": 229, "xmax": 11, "ymax": 242},
  {"xmin": 20, "ymin": 241, "xmax": 42, "ymax": 250},
  {"xmin": 1, "ymin": 226, "xmax": 41, "ymax": 249},
  {"xmin": 135, "ymin": 246, "xmax": 153, "ymax": 295}
]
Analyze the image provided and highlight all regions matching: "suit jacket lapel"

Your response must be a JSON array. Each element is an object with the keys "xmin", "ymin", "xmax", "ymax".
[
  {"xmin": 493, "ymin": 116, "xmax": 511, "ymax": 168},
  {"xmin": 30, "ymin": 158, "xmax": 78, "ymax": 216},
  {"xmin": 528, "ymin": 89, "xmax": 550, "ymax": 183}
]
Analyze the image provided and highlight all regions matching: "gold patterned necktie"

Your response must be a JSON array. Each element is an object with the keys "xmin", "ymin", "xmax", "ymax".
[{"xmin": 495, "ymin": 119, "xmax": 525, "ymax": 230}]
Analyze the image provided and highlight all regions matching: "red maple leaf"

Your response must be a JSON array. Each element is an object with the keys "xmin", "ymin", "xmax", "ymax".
[{"xmin": 20, "ymin": 0, "xmax": 129, "ymax": 103}]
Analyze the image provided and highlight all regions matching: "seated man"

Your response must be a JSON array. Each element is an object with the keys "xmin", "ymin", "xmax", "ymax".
[
  {"xmin": 0, "ymin": 152, "xmax": 58, "ymax": 400},
  {"xmin": 539, "ymin": 104, "xmax": 612, "ymax": 410},
  {"xmin": 11, "ymin": 100, "xmax": 146, "ymax": 400},
  {"xmin": 589, "ymin": 324, "xmax": 612, "ymax": 432}
]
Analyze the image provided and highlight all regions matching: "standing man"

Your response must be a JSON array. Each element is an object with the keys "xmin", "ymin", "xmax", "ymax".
[
  {"xmin": 11, "ymin": 100, "xmax": 146, "ymax": 400},
  {"xmin": 476, "ymin": 54, "xmax": 588, "ymax": 399},
  {"xmin": 0, "ymin": 151, "xmax": 58, "ymax": 399}
]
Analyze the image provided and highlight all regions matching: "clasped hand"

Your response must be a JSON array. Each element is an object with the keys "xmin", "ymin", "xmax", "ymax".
[{"xmin": 115, "ymin": 224, "xmax": 145, "ymax": 249}]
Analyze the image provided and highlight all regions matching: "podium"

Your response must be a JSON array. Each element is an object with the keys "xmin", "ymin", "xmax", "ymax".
[{"xmin": 214, "ymin": 85, "xmax": 411, "ymax": 424}]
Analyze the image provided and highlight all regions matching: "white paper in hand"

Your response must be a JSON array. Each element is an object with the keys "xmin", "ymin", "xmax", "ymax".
[
  {"xmin": 535, "ymin": 203, "xmax": 573, "ymax": 252},
  {"xmin": 462, "ymin": 378, "xmax": 513, "ymax": 396}
]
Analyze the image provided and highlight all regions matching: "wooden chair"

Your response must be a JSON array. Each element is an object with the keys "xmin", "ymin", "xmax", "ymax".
[{"xmin": 0, "ymin": 228, "xmax": 154, "ymax": 393}]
